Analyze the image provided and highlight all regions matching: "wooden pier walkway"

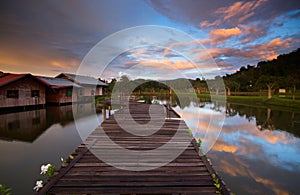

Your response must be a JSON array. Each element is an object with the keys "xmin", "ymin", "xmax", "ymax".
[{"xmin": 38, "ymin": 102, "xmax": 231, "ymax": 195}]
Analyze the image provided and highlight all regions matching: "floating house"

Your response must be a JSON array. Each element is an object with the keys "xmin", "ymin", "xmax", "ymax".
[
  {"xmin": 0, "ymin": 73, "xmax": 47, "ymax": 108},
  {"xmin": 0, "ymin": 72, "xmax": 107, "ymax": 109},
  {"xmin": 37, "ymin": 76, "xmax": 82, "ymax": 105},
  {"xmin": 56, "ymin": 73, "xmax": 107, "ymax": 102}
]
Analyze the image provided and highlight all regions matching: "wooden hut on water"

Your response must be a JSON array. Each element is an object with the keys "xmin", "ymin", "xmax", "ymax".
[
  {"xmin": 56, "ymin": 73, "xmax": 107, "ymax": 102},
  {"xmin": 37, "ymin": 76, "xmax": 82, "ymax": 105},
  {"xmin": 0, "ymin": 71, "xmax": 107, "ymax": 109},
  {"xmin": 0, "ymin": 73, "xmax": 47, "ymax": 108}
]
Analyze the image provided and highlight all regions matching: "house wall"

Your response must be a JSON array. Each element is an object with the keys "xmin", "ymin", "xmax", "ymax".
[
  {"xmin": 46, "ymin": 88, "xmax": 78, "ymax": 104},
  {"xmin": 96, "ymin": 86, "xmax": 103, "ymax": 96},
  {"xmin": 0, "ymin": 77, "xmax": 46, "ymax": 108},
  {"xmin": 78, "ymin": 85, "xmax": 103, "ymax": 96}
]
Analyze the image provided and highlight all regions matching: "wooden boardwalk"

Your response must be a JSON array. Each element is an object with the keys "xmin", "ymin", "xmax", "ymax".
[{"xmin": 38, "ymin": 102, "xmax": 231, "ymax": 195}]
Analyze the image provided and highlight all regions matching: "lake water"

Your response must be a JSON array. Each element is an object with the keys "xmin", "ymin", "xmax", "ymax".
[
  {"xmin": 0, "ymin": 101, "xmax": 299, "ymax": 194},
  {"xmin": 0, "ymin": 104, "xmax": 105, "ymax": 195},
  {"xmin": 174, "ymin": 101, "xmax": 300, "ymax": 195}
]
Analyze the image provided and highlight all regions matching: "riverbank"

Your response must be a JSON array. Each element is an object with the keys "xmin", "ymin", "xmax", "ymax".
[{"xmin": 197, "ymin": 94, "xmax": 300, "ymax": 111}]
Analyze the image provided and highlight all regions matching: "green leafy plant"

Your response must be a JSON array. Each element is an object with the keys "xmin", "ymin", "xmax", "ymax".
[
  {"xmin": 69, "ymin": 154, "xmax": 74, "ymax": 160},
  {"xmin": 187, "ymin": 129, "xmax": 193, "ymax": 136},
  {"xmin": 46, "ymin": 164, "xmax": 56, "ymax": 177},
  {"xmin": 211, "ymin": 173, "xmax": 222, "ymax": 194},
  {"xmin": 40, "ymin": 164, "xmax": 56, "ymax": 177},
  {"xmin": 0, "ymin": 184, "xmax": 11, "ymax": 195},
  {"xmin": 197, "ymin": 138, "xmax": 202, "ymax": 147},
  {"xmin": 61, "ymin": 157, "xmax": 67, "ymax": 165},
  {"xmin": 34, "ymin": 163, "xmax": 57, "ymax": 192}
]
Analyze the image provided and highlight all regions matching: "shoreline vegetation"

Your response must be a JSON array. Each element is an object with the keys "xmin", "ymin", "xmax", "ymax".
[
  {"xmin": 197, "ymin": 93, "xmax": 300, "ymax": 111},
  {"xmin": 96, "ymin": 92, "xmax": 300, "ymax": 112}
]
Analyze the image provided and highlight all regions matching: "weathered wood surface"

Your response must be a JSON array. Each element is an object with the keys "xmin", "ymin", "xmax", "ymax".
[{"xmin": 39, "ymin": 102, "xmax": 231, "ymax": 195}]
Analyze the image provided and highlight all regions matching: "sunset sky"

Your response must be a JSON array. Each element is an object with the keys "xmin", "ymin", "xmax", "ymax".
[{"xmin": 0, "ymin": 0, "xmax": 299, "ymax": 80}]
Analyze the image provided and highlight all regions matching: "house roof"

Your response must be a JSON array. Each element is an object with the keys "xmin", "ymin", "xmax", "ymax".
[
  {"xmin": 0, "ymin": 73, "xmax": 38, "ymax": 87},
  {"xmin": 56, "ymin": 73, "xmax": 108, "ymax": 86},
  {"xmin": 37, "ymin": 76, "xmax": 82, "ymax": 89}
]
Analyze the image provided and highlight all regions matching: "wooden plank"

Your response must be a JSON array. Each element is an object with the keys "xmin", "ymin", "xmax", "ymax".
[{"xmin": 49, "ymin": 186, "xmax": 218, "ymax": 194}]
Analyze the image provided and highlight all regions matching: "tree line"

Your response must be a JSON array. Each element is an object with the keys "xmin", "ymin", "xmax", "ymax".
[
  {"xmin": 225, "ymin": 48, "xmax": 299, "ymax": 99},
  {"xmin": 193, "ymin": 48, "xmax": 300, "ymax": 99}
]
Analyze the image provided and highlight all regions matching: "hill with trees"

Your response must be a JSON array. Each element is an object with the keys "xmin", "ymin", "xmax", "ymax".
[{"xmin": 222, "ymin": 48, "xmax": 300, "ymax": 99}]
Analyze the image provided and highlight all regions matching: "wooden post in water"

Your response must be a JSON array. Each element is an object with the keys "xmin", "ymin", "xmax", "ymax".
[
  {"xmin": 108, "ymin": 105, "xmax": 111, "ymax": 116},
  {"xmin": 102, "ymin": 107, "xmax": 106, "ymax": 121},
  {"xmin": 166, "ymin": 88, "xmax": 172, "ymax": 119},
  {"xmin": 169, "ymin": 88, "xmax": 173, "ymax": 104}
]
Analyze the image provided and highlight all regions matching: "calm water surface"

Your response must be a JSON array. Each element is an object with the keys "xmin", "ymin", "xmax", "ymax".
[
  {"xmin": 174, "ymin": 101, "xmax": 300, "ymax": 195},
  {"xmin": 0, "ymin": 100, "xmax": 300, "ymax": 195},
  {"xmin": 0, "ymin": 104, "xmax": 105, "ymax": 195}
]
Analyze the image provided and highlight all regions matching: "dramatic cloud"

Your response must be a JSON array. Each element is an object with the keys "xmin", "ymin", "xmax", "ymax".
[
  {"xmin": 139, "ymin": 59, "xmax": 196, "ymax": 70},
  {"xmin": 204, "ymin": 27, "xmax": 242, "ymax": 45},
  {"xmin": 197, "ymin": 37, "xmax": 292, "ymax": 61},
  {"xmin": 216, "ymin": 0, "xmax": 268, "ymax": 23},
  {"xmin": 0, "ymin": 0, "xmax": 299, "ymax": 78},
  {"xmin": 239, "ymin": 22, "xmax": 268, "ymax": 44},
  {"xmin": 200, "ymin": 19, "xmax": 222, "ymax": 28},
  {"xmin": 0, "ymin": 0, "xmax": 164, "ymax": 76}
]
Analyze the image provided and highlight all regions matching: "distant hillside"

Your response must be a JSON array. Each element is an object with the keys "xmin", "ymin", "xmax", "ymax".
[{"xmin": 223, "ymin": 48, "xmax": 300, "ymax": 91}]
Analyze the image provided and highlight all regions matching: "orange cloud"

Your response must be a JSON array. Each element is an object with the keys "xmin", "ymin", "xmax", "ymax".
[
  {"xmin": 210, "ymin": 27, "xmax": 242, "ymax": 39},
  {"xmin": 213, "ymin": 142, "xmax": 238, "ymax": 153},
  {"xmin": 216, "ymin": 0, "xmax": 268, "ymax": 23},
  {"xmin": 249, "ymin": 172, "xmax": 289, "ymax": 195},
  {"xmin": 131, "ymin": 59, "xmax": 196, "ymax": 70},
  {"xmin": 200, "ymin": 27, "xmax": 242, "ymax": 45},
  {"xmin": 200, "ymin": 19, "xmax": 221, "ymax": 28},
  {"xmin": 131, "ymin": 49, "xmax": 149, "ymax": 58},
  {"xmin": 250, "ymin": 37, "xmax": 292, "ymax": 60},
  {"xmin": 199, "ymin": 0, "xmax": 268, "ymax": 29},
  {"xmin": 218, "ymin": 155, "xmax": 289, "ymax": 195},
  {"xmin": 266, "ymin": 38, "xmax": 291, "ymax": 49},
  {"xmin": 197, "ymin": 37, "xmax": 292, "ymax": 61},
  {"xmin": 210, "ymin": 27, "xmax": 242, "ymax": 44},
  {"xmin": 218, "ymin": 156, "xmax": 250, "ymax": 177},
  {"xmin": 0, "ymin": 43, "xmax": 80, "ymax": 76},
  {"xmin": 163, "ymin": 48, "xmax": 171, "ymax": 56}
]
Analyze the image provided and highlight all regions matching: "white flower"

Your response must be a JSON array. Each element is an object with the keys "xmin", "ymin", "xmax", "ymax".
[
  {"xmin": 33, "ymin": 180, "xmax": 43, "ymax": 191},
  {"xmin": 60, "ymin": 157, "xmax": 64, "ymax": 162},
  {"xmin": 40, "ymin": 164, "xmax": 51, "ymax": 174}
]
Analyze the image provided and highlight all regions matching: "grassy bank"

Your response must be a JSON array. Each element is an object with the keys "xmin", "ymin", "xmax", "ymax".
[
  {"xmin": 95, "ymin": 95, "xmax": 111, "ymax": 104},
  {"xmin": 197, "ymin": 94, "xmax": 300, "ymax": 110}
]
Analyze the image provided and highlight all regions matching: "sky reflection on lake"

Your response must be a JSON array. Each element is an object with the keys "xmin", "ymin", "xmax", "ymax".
[
  {"xmin": 0, "ymin": 104, "xmax": 104, "ymax": 195},
  {"xmin": 174, "ymin": 102, "xmax": 300, "ymax": 195}
]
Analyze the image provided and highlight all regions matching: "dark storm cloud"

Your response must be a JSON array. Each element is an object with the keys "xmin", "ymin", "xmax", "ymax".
[
  {"xmin": 0, "ymin": 0, "xmax": 161, "ymax": 76},
  {"xmin": 147, "ymin": 0, "xmax": 300, "ymax": 28},
  {"xmin": 0, "ymin": 0, "xmax": 299, "ymax": 78}
]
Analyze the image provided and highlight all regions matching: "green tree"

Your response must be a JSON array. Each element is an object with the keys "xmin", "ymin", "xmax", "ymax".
[
  {"xmin": 255, "ymin": 76, "xmax": 282, "ymax": 99},
  {"xmin": 287, "ymin": 72, "xmax": 300, "ymax": 100},
  {"xmin": 208, "ymin": 76, "xmax": 224, "ymax": 95},
  {"xmin": 224, "ymin": 79, "xmax": 240, "ymax": 96},
  {"xmin": 108, "ymin": 78, "xmax": 116, "ymax": 93}
]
